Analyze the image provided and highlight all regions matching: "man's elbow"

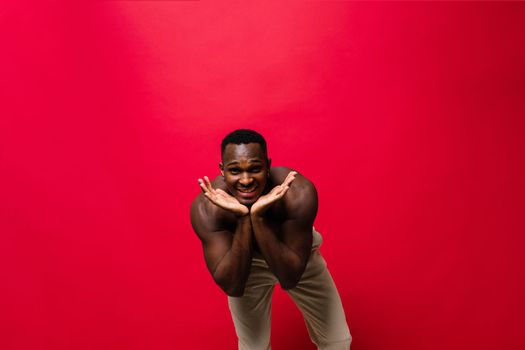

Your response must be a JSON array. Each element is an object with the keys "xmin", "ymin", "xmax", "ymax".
[
  {"xmin": 225, "ymin": 288, "xmax": 245, "ymax": 297},
  {"xmin": 279, "ymin": 272, "xmax": 304, "ymax": 290},
  {"xmin": 220, "ymin": 283, "xmax": 245, "ymax": 297},
  {"xmin": 280, "ymin": 280, "xmax": 299, "ymax": 290},
  {"xmin": 279, "ymin": 261, "xmax": 308, "ymax": 290},
  {"xmin": 213, "ymin": 274, "xmax": 246, "ymax": 297}
]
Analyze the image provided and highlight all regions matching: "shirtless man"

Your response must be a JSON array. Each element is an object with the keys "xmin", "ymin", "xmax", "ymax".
[{"xmin": 190, "ymin": 129, "xmax": 351, "ymax": 349}]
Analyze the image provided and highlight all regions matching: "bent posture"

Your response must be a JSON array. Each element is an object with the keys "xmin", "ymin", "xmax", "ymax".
[{"xmin": 190, "ymin": 129, "xmax": 352, "ymax": 349}]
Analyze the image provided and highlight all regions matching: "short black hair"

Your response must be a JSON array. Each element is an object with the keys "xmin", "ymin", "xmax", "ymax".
[{"xmin": 221, "ymin": 129, "xmax": 268, "ymax": 159}]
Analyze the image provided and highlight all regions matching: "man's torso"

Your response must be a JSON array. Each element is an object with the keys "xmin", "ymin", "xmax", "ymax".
[{"xmin": 194, "ymin": 166, "xmax": 313, "ymax": 254}]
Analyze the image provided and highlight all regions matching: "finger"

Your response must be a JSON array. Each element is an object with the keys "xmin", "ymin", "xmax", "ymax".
[
  {"xmin": 199, "ymin": 180, "xmax": 214, "ymax": 200},
  {"xmin": 215, "ymin": 188, "xmax": 226, "ymax": 195},
  {"xmin": 272, "ymin": 188, "xmax": 287, "ymax": 201},
  {"xmin": 203, "ymin": 176, "xmax": 216, "ymax": 193},
  {"xmin": 283, "ymin": 171, "xmax": 297, "ymax": 187},
  {"xmin": 271, "ymin": 185, "xmax": 283, "ymax": 195},
  {"xmin": 277, "ymin": 185, "xmax": 290, "ymax": 198},
  {"xmin": 198, "ymin": 178, "xmax": 208, "ymax": 193},
  {"xmin": 284, "ymin": 171, "xmax": 297, "ymax": 184},
  {"xmin": 202, "ymin": 191, "xmax": 220, "ymax": 205},
  {"xmin": 215, "ymin": 188, "xmax": 233, "ymax": 198}
]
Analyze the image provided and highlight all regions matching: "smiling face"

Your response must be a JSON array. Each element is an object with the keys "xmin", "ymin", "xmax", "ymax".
[{"xmin": 220, "ymin": 143, "xmax": 271, "ymax": 206}]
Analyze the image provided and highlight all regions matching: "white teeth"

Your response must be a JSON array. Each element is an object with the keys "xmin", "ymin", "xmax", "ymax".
[{"xmin": 238, "ymin": 189, "xmax": 256, "ymax": 193}]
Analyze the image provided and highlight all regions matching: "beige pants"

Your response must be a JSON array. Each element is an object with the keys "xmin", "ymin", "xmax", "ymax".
[{"xmin": 228, "ymin": 228, "xmax": 352, "ymax": 350}]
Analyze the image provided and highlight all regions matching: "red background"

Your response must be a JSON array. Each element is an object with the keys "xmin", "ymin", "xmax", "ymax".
[{"xmin": 1, "ymin": 2, "xmax": 524, "ymax": 349}]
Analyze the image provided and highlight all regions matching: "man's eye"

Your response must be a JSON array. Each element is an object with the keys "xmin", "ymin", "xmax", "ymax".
[
  {"xmin": 229, "ymin": 169, "xmax": 240, "ymax": 174},
  {"xmin": 250, "ymin": 168, "xmax": 262, "ymax": 173}
]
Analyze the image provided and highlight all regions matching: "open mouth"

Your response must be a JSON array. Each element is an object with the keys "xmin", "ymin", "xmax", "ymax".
[{"xmin": 236, "ymin": 187, "xmax": 258, "ymax": 198}]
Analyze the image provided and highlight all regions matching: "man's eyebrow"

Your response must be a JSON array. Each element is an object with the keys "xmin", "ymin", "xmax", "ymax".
[{"xmin": 226, "ymin": 159, "xmax": 263, "ymax": 166}]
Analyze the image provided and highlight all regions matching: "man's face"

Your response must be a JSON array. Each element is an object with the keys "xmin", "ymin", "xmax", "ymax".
[{"xmin": 220, "ymin": 143, "xmax": 270, "ymax": 206}]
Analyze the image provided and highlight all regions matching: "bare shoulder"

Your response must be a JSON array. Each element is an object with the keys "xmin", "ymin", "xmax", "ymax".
[
  {"xmin": 270, "ymin": 166, "xmax": 317, "ymax": 196},
  {"xmin": 271, "ymin": 166, "xmax": 318, "ymax": 220}
]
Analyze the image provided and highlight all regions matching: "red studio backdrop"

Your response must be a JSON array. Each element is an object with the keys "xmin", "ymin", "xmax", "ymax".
[{"xmin": 1, "ymin": 2, "xmax": 524, "ymax": 350}]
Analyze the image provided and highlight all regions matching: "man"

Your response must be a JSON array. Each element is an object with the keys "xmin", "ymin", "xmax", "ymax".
[{"xmin": 190, "ymin": 129, "xmax": 351, "ymax": 350}]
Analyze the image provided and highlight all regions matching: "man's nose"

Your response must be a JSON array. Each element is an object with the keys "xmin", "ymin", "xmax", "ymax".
[{"xmin": 239, "ymin": 173, "xmax": 253, "ymax": 186}]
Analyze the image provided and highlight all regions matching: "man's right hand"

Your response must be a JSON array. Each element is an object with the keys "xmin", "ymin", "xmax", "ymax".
[{"xmin": 198, "ymin": 176, "xmax": 249, "ymax": 217}]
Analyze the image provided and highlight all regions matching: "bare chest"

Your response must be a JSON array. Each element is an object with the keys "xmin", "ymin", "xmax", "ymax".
[{"xmin": 223, "ymin": 205, "xmax": 287, "ymax": 253}]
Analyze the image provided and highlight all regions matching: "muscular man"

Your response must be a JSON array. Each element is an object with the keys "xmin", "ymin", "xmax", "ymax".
[{"xmin": 190, "ymin": 129, "xmax": 352, "ymax": 350}]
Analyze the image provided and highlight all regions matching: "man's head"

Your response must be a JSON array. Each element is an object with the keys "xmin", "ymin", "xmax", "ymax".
[{"xmin": 219, "ymin": 129, "xmax": 271, "ymax": 206}]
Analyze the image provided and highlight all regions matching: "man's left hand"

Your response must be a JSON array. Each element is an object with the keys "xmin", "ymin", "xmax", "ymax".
[{"xmin": 251, "ymin": 171, "xmax": 297, "ymax": 217}]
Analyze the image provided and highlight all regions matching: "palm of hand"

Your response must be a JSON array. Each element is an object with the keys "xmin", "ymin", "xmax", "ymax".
[
  {"xmin": 252, "ymin": 186, "xmax": 282, "ymax": 211},
  {"xmin": 210, "ymin": 189, "xmax": 248, "ymax": 214},
  {"xmin": 199, "ymin": 176, "xmax": 249, "ymax": 216},
  {"xmin": 252, "ymin": 171, "xmax": 297, "ymax": 215}
]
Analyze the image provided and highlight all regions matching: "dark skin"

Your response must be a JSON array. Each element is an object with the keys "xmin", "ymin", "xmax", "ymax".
[{"xmin": 190, "ymin": 143, "xmax": 318, "ymax": 297}]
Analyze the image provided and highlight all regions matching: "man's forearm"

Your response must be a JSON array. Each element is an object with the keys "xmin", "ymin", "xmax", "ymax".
[
  {"xmin": 212, "ymin": 215, "xmax": 254, "ymax": 297},
  {"xmin": 250, "ymin": 215, "xmax": 304, "ymax": 289}
]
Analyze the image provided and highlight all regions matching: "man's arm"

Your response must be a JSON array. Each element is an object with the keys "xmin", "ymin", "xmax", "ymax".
[
  {"xmin": 190, "ymin": 195, "xmax": 254, "ymax": 297},
  {"xmin": 251, "ymin": 173, "xmax": 317, "ymax": 290}
]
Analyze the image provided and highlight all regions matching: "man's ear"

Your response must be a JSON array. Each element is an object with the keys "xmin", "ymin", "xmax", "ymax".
[
  {"xmin": 267, "ymin": 158, "xmax": 272, "ymax": 169},
  {"xmin": 219, "ymin": 162, "xmax": 224, "ymax": 177}
]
